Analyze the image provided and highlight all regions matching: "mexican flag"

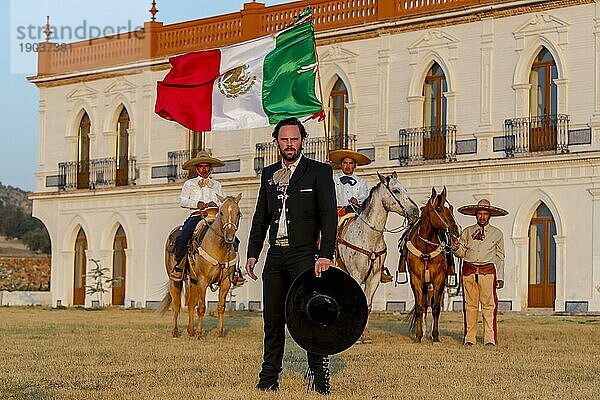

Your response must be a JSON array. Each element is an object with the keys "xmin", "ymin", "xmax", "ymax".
[{"xmin": 155, "ymin": 21, "xmax": 323, "ymax": 132}]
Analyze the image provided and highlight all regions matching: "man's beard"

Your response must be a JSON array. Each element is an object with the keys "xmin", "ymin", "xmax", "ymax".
[{"xmin": 279, "ymin": 146, "xmax": 302, "ymax": 162}]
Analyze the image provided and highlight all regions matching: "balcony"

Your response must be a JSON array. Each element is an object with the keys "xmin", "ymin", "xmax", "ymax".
[
  {"xmin": 53, "ymin": 157, "xmax": 137, "ymax": 190},
  {"xmin": 253, "ymin": 135, "xmax": 356, "ymax": 174},
  {"xmin": 503, "ymin": 115, "xmax": 570, "ymax": 156},
  {"xmin": 398, "ymin": 125, "xmax": 457, "ymax": 165},
  {"xmin": 166, "ymin": 149, "xmax": 241, "ymax": 182}
]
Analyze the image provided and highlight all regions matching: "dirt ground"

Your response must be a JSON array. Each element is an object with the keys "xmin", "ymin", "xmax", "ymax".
[{"xmin": 0, "ymin": 307, "xmax": 598, "ymax": 399}]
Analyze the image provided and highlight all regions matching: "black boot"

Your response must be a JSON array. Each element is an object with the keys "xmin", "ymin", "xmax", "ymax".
[{"xmin": 307, "ymin": 354, "xmax": 330, "ymax": 395}]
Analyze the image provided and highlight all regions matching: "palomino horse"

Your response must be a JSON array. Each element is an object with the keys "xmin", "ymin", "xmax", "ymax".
[
  {"xmin": 160, "ymin": 193, "xmax": 242, "ymax": 337},
  {"xmin": 336, "ymin": 172, "xmax": 419, "ymax": 342},
  {"xmin": 405, "ymin": 187, "xmax": 459, "ymax": 342}
]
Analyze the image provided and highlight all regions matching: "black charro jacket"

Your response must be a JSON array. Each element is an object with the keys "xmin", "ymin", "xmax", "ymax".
[{"xmin": 247, "ymin": 155, "xmax": 337, "ymax": 261}]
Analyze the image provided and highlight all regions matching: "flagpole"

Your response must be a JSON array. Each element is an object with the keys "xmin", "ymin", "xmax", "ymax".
[{"xmin": 313, "ymin": 36, "xmax": 330, "ymax": 161}]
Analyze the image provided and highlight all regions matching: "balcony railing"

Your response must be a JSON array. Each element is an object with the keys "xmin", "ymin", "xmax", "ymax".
[
  {"xmin": 398, "ymin": 125, "xmax": 457, "ymax": 164},
  {"xmin": 36, "ymin": 0, "xmax": 493, "ymax": 77},
  {"xmin": 167, "ymin": 149, "xmax": 215, "ymax": 181},
  {"xmin": 254, "ymin": 134, "xmax": 356, "ymax": 174},
  {"xmin": 57, "ymin": 157, "xmax": 137, "ymax": 190},
  {"xmin": 503, "ymin": 115, "xmax": 569, "ymax": 156}
]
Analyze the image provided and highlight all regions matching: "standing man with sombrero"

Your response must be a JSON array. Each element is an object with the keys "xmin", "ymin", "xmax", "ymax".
[
  {"xmin": 170, "ymin": 151, "xmax": 244, "ymax": 286},
  {"xmin": 451, "ymin": 199, "xmax": 508, "ymax": 346},
  {"xmin": 246, "ymin": 117, "xmax": 337, "ymax": 394}
]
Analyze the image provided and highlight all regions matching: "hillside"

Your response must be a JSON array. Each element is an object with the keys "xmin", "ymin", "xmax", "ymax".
[{"xmin": 0, "ymin": 182, "xmax": 31, "ymax": 214}]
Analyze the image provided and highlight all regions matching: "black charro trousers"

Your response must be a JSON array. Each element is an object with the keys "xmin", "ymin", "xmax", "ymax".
[{"xmin": 258, "ymin": 244, "xmax": 326, "ymax": 384}]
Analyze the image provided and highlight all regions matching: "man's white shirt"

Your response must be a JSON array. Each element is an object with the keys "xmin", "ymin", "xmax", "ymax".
[
  {"xmin": 334, "ymin": 171, "xmax": 369, "ymax": 207},
  {"xmin": 179, "ymin": 176, "xmax": 225, "ymax": 213},
  {"xmin": 276, "ymin": 155, "xmax": 303, "ymax": 238}
]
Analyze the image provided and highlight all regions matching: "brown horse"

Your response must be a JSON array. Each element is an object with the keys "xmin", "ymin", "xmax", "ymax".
[
  {"xmin": 159, "ymin": 193, "xmax": 242, "ymax": 337},
  {"xmin": 404, "ymin": 187, "xmax": 459, "ymax": 342}
]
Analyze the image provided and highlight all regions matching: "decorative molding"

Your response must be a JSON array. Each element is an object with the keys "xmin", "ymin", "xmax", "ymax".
[
  {"xmin": 104, "ymin": 78, "xmax": 137, "ymax": 95},
  {"xmin": 513, "ymin": 13, "xmax": 570, "ymax": 50},
  {"xmin": 66, "ymin": 84, "xmax": 98, "ymax": 101},
  {"xmin": 408, "ymin": 29, "xmax": 459, "ymax": 53},
  {"xmin": 319, "ymin": 44, "xmax": 358, "ymax": 70}
]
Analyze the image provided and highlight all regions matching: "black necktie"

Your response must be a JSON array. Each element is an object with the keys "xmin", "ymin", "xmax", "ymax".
[{"xmin": 340, "ymin": 176, "xmax": 357, "ymax": 186}]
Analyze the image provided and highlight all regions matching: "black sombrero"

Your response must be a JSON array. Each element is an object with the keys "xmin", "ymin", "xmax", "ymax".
[{"xmin": 285, "ymin": 267, "xmax": 368, "ymax": 355}]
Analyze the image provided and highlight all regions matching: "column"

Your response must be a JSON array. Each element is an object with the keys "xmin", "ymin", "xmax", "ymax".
[
  {"xmin": 512, "ymin": 236, "xmax": 528, "ymax": 311},
  {"xmin": 553, "ymin": 235, "xmax": 567, "ymax": 312},
  {"xmin": 476, "ymin": 19, "xmax": 495, "ymax": 158},
  {"xmin": 588, "ymin": 187, "xmax": 600, "ymax": 310}
]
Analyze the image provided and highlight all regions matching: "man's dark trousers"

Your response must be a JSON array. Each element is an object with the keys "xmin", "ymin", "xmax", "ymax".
[
  {"xmin": 258, "ymin": 244, "xmax": 326, "ymax": 385},
  {"xmin": 174, "ymin": 215, "xmax": 202, "ymax": 263}
]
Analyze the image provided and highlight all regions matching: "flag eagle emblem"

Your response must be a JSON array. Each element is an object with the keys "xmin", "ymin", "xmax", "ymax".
[{"xmin": 218, "ymin": 64, "xmax": 256, "ymax": 98}]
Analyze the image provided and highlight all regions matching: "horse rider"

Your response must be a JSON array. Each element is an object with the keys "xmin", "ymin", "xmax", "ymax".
[
  {"xmin": 245, "ymin": 117, "xmax": 337, "ymax": 395},
  {"xmin": 329, "ymin": 148, "xmax": 370, "ymax": 217},
  {"xmin": 451, "ymin": 199, "xmax": 508, "ymax": 346},
  {"xmin": 170, "ymin": 151, "xmax": 245, "ymax": 287},
  {"xmin": 330, "ymin": 149, "xmax": 394, "ymax": 284}
]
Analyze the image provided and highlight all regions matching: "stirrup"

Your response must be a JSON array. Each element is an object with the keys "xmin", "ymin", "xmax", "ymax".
[
  {"xmin": 380, "ymin": 267, "xmax": 393, "ymax": 283},
  {"xmin": 396, "ymin": 270, "xmax": 408, "ymax": 285},
  {"xmin": 233, "ymin": 275, "xmax": 246, "ymax": 287}
]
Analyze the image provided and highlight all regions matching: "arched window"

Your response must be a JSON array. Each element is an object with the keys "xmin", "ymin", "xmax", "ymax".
[
  {"xmin": 77, "ymin": 112, "xmax": 91, "ymax": 189},
  {"xmin": 329, "ymin": 78, "xmax": 348, "ymax": 149},
  {"xmin": 528, "ymin": 202, "xmax": 556, "ymax": 308},
  {"xmin": 116, "ymin": 108, "xmax": 130, "ymax": 186},
  {"xmin": 73, "ymin": 228, "xmax": 87, "ymax": 305},
  {"xmin": 422, "ymin": 63, "xmax": 447, "ymax": 160},
  {"xmin": 529, "ymin": 48, "xmax": 558, "ymax": 151},
  {"xmin": 112, "ymin": 225, "xmax": 127, "ymax": 306}
]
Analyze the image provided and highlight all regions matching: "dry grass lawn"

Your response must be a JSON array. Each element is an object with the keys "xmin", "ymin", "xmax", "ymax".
[{"xmin": 0, "ymin": 307, "xmax": 599, "ymax": 399}]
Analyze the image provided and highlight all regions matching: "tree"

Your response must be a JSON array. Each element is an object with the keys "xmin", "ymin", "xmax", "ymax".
[{"xmin": 85, "ymin": 259, "xmax": 120, "ymax": 307}]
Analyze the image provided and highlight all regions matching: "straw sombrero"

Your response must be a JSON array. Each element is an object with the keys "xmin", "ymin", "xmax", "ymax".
[
  {"xmin": 458, "ymin": 199, "xmax": 508, "ymax": 217},
  {"xmin": 182, "ymin": 151, "xmax": 225, "ymax": 170},
  {"xmin": 328, "ymin": 149, "xmax": 371, "ymax": 166}
]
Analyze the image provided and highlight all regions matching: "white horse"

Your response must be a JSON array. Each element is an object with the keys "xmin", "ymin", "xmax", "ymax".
[{"xmin": 336, "ymin": 171, "xmax": 420, "ymax": 343}]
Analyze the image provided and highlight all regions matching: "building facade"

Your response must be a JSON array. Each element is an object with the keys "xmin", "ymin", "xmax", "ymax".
[{"xmin": 30, "ymin": 0, "xmax": 600, "ymax": 312}]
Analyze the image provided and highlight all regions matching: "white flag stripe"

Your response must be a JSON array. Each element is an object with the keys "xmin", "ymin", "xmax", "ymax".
[{"xmin": 211, "ymin": 35, "xmax": 276, "ymax": 130}]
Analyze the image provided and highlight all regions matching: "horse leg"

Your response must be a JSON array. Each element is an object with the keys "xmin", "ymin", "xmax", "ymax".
[
  {"xmin": 169, "ymin": 280, "xmax": 182, "ymax": 338},
  {"xmin": 431, "ymin": 282, "xmax": 445, "ymax": 343},
  {"xmin": 187, "ymin": 282, "xmax": 198, "ymax": 336},
  {"xmin": 196, "ymin": 280, "xmax": 208, "ymax": 337},
  {"xmin": 409, "ymin": 275, "xmax": 424, "ymax": 343},
  {"xmin": 216, "ymin": 278, "xmax": 232, "ymax": 337},
  {"xmin": 359, "ymin": 273, "xmax": 380, "ymax": 344}
]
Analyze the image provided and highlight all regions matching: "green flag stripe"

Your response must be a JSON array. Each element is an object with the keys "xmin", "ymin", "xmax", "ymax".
[{"xmin": 262, "ymin": 22, "xmax": 322, "ymax": 124}]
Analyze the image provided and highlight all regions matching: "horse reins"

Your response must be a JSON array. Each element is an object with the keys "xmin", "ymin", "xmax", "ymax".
[{"xmin": 352, "ymin": 182, "xmax": 412, "ymax": 234}]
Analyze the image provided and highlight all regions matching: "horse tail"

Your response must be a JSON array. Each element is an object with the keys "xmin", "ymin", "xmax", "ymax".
[{"xmin": 156, "ymin": 280, "xmax": 183, "ymax": 316}]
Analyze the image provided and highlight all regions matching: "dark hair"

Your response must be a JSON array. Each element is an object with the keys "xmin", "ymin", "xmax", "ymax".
[{"xmin": 272, "ymin": 117, "xmax": 308, "ymax": 140}]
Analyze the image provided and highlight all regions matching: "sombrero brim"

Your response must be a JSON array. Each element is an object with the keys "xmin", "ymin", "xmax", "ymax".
[
  {"xmin": 458, "ymin": 204, "xmax": 508, "ymax": 216},
  {"xmin": 285, "ymin": 267, "xmax": 368, "ymax": 355},
  {"xmin": 328, "ymin": 149, "xmax": 371, "ymax": 166},
  {"xmin": 182, "ymin": 155, "xmax": 225, "ymax": 170}
]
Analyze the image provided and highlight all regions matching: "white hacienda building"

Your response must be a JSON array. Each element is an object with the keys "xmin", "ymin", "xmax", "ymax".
[{"xmin": 30, "ymin": 0, "xmax": 600, "ymax": 312}]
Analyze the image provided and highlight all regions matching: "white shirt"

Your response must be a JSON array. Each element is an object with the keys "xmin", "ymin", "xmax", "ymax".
[
  {"xmin": 276, "ymin": 154, "xmax": 303, "ymax": 238},
  {"xmin": 334, "ymin": 171, "xmax": 369, "ymax": 207},
  {"xmin": 179, "ymin": 175, "xmax": 226, "ymax": 213}
]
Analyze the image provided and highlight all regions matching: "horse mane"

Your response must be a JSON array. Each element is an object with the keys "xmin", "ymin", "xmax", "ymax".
[{"xmin": 359, "ymin": 182, "xmax": 381, "ymax": 213}]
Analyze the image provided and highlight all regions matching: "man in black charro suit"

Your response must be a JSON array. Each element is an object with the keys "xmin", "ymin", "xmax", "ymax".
[{"xmin": 245, "ymin": 117, "xmax": 337, "ymax": 395}]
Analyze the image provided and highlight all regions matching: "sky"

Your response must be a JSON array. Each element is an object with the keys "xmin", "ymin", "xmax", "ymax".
[{"xmin": 0, "ymin": 0, "xmax": 291, "ymax": 191}]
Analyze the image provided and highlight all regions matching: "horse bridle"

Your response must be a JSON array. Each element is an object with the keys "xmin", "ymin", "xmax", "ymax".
[
  {"xmin": 209, "ymin": 205, "xmax": 242, "ymax": 240},
  {"xmin": 429, "ymin": 197, "xmax": 458, "ymax": 239}
]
